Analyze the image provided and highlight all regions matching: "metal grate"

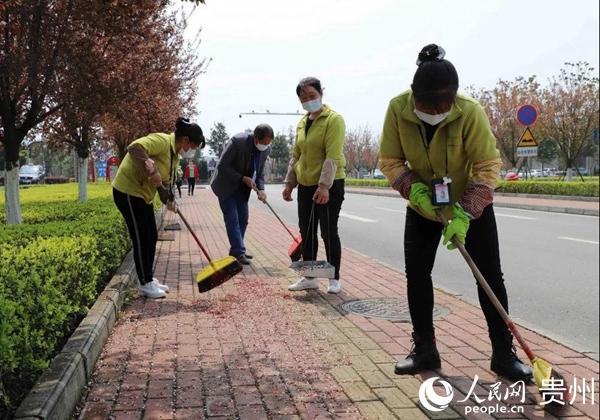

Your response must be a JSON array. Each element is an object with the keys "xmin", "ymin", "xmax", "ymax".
[{"xmin": 340, "ymin": 298, "xmax": 449, "ymax": 322}]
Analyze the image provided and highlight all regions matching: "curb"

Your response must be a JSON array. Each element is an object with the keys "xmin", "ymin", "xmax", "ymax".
[
  {"xmin": 494, "ymin": 191, "xmax": 599, "ymax": 202},
  {"xmin": 14, "ymin": 209, "xmax": 165, "ymax": 420},
  {"xmin": 344, "ymin": 188, "xmax": 599, "ymax": 216},
  {"xmin": 493, "ymin": 201, "xmax": 599, "ymax": 216}
]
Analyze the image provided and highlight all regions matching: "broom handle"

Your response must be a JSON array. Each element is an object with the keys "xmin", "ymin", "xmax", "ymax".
[
  {"xmin": 437, "ymin": 211, "xmax": 536, "ymax": 362},
  {"xmin": 253, "ymin": 187, "xmax": 300, "ymax": 242},
  {"xmin": 176, "ymin": 208, "xmax": 213, "ymax": 264}
]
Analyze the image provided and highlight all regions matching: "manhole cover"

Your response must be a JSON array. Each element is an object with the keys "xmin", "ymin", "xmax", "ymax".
[{"xmin": 340, "ymin": 298, "xmax": 449, "ymax": 322}]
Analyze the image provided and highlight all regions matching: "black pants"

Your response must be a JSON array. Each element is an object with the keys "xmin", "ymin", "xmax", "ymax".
[
  {"xmin": 188, "ymin": 178, "xmax": 196, "ymax": 195},
  {"xmin": 404, "ymin": 204, "xmax": 511, "ymax": 342},
  {"xmin": 297, "ymin": 180, "xmax": 344, "ymax": 279},
  {"xmin": 113, "ymin": 188, "xmax": 157, "ymax": 285},
  {"xmin": 176, "ymin": 181, "xmax": 182, "ymax": 198}
]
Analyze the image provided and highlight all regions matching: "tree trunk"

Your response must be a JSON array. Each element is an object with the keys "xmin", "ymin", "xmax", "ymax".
[
  {"xmin": 566, "ymin": 167, "xmax": 574, "ymax": 182},
  {"xmin": 4, "ymin": 167, "xmax": 22, "ymax": 224},
  {"xmin": 78, "ymin": 157, "xmax": 88, "ymax": 202}
]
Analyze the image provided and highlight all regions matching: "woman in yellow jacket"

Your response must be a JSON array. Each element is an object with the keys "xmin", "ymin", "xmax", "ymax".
[
  {"xmin": 379, "ymin": 45, "xmax": 532, "ymax": 382},
  {"xmin": 112, "ymin": 118, "xmax": 205, "ymax": 299},
  {"xmin": 283, "ymin": 77, "xmax": 346, "ymax": 294}
]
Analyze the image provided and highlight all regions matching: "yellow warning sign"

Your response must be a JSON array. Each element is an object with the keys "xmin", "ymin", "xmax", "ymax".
[{"xmin": 517, "ymin": 127, "xmax": 538, "ymax": 147}]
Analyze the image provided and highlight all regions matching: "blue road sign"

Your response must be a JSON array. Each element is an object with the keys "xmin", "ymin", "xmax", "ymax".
[{"xmin": 517, "ymin": 104, "xmax": 538, "ymax": 126}]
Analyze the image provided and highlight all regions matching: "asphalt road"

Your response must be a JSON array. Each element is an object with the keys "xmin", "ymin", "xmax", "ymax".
[{"xmin": 254, "ymin": 185, "xmax": 600, "ymax": 358}]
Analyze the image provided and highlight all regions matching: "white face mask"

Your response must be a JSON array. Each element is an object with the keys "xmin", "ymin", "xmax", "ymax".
[
  {"xmin": 302, "ymin": 98, "xmax": 322, "ymax": 113},
  {"xmin": 255, "ymin": 142, "xmax": 270, "ymax": 152},
  {"xmin": 414, "ymin": 108, "xmax": 451, "ymax": 126},
  {"xmin": 179, "ymin": 148, "xmax": 196, "ymax": 159}
]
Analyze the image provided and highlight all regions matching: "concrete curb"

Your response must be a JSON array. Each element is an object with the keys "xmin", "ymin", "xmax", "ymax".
[
  {"xmin": 342, "ymin": 184, "xmax": 599, "ymax": 202},
  {"xmin": 493, "ymin": 201, "xmax": 599, "ymax": 216},
  {"xmin": 494, "ymin": 191, "xmax": 599, "ymax": 202},
  {"xmin": 344, "ymin": 188, "xmax": 599, "ymax": 216},
  {"xmin": 14, "ymin": 208, "xmax": 165, "ymax": 420}
]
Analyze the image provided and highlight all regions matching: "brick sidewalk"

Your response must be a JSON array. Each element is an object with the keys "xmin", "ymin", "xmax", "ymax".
[{"xmin": 78, "ymin": 189, "xmax": 599, "ymax": 420}]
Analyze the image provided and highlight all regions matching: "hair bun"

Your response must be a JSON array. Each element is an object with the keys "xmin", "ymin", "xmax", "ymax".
[
  {"xmin": 175, "ymin": 117, "xmax": 190, "ymax": 128},
  {"xmin": 416, "ymin": 44, "xmax": 446, "ymax": 66}
]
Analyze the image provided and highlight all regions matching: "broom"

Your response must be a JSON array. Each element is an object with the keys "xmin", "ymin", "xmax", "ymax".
[
  {"xmin": 165, "ymin": 198, "xmax": 242, "ymax": 292},
  {"xmin": 253, "ymin": 187, "xmax": 302, "ymax": 261},
  {"xmin": 437, "ymin": 210, "xmax": 570, "ymax": 407}
]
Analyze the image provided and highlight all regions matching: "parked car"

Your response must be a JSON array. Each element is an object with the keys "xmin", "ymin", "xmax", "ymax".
[
  {"xmin": 19, "ymin": 165, "xmax": 45, "ymax": 184},
  {"xmin": 504, "ymin": 171, "xmax": 520, "ymax": 181},
  {"xmin": 530, "ymin": 169, "xmax": 543, "ymax": 177},
  {"xmin": 373, "ymin": 169, "xmax": 386, "ymax": 179}
]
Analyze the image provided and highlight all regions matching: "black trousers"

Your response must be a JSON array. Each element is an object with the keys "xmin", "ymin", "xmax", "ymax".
[
  {"xmin": 297, "ymin": 180, "xmax": 344, "ymax": 279},
  {"xmin": 113, "ymin": 188, "xmax": 157, "ymax": 285},
  {"xmin": 176, "ymin": 180, "xmax": 182, "ymax": 198},
  {"xmin": 188, "ymin": 178, "xmax": 196, "ymax": 195},
  {"xmin": 404, "ymin": 204, "xmax": 511, "ymax": 342}
]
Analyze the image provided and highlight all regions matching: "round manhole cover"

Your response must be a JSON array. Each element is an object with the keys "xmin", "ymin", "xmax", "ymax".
[{"xmin": 340, "ymin": 298, "xmax": 449, "ymax": 322}]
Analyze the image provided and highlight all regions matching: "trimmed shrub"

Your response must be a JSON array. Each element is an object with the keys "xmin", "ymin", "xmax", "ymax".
[
  {"xmin": 343, "ymin": 178, "xmax": 599, "ymax": 197},
  {"xmin": 0, "ymin": 184, "xmax": 132, "ymax": 416},
  {"xmin": 0, "ymin": 237, "xmax": 101, "ymax": 412},
  {"xmin": 496, "ymin": 180, "xmax": 599, "ymax": 197},
  {"xmin": 345, "ymin": 178, "xmax": 390, "ymax": 187}
]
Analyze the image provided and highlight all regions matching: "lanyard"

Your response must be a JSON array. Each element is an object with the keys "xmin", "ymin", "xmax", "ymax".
[{"xmin": 418, "ymin": 125, "xmax": 448, "ymax": 179}]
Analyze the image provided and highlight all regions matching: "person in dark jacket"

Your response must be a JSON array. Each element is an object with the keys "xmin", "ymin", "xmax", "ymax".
[{"xmin": 210, "ymin": 124, "xmax": 272, "ymax": 265}]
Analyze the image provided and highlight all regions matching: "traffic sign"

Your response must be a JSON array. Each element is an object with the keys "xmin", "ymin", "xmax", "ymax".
[
  {"xmin": 517, "ymin": 127, "xmax": 538, "ymax": 147},
  {"xmin": 516, "ymin": 127, "xmax": 538, "ymax": 157},
  {"xmin": 517, "ymin": 104, "xmax": 538, "ymax": 126},
  {"xmin": 516, "ymin": 147, "xmax": 538, "ymax": 157}
]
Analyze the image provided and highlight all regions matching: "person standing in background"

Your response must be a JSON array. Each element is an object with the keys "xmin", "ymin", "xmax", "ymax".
[{"xmin": 185, "ymin": 159, "xmax": 199, "ymax": 196}]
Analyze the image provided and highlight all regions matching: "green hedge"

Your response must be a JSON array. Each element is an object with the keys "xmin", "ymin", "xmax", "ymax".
[
  {"xmin": 0, "ymin": 237, "xmax": 101, "ymax": 402},
  {"xmin": 343, "ymin": 178, "xmax": 599, "ymax": 197},
  {"xmin": 345, "ymin": 178, "xmax": 390, "ymax": 187},
  {"xmin": 496, "ymin": 180, "xmax": 599, "ymax": 197},
  {"xmin": 0, "ymin": 187, "xmax": 130, "ymax": 416}
]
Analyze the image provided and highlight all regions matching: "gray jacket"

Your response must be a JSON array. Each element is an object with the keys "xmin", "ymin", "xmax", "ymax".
[{"xmin": 210, "ymin": 133, "xmax": 270, "ymax": 201}]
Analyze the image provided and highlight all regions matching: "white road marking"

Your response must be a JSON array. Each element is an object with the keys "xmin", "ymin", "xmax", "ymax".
[
  {"xmin": 558, "ymin": 236, "xmax": 599, "ymax": 245},
  {"xmin": 375, "ymin": 207, "xmax": 405, "ymax": 213},
  {"xmin": 339, "ymin": 211, "xmax": 377, "ymax": 223},
  {"xmin": 495, "ymin": 213, "xmax": 537, "ymax": 220}
]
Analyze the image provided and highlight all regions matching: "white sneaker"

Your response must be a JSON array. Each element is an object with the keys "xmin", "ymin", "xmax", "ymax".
[
  {"xmin": 288, "ymin": 277, "xmax": 319, "ymax": 291},
  {"xmin": 152, "ymin": 278, "xmax": 170, "ymax": 293},
  {"xmin": 327, "ymin": 279, "xmax": 341, "ymax": 294},
  {"xmin": 139, "ymin": 281, "xmax": 166, "ymax": 299}
]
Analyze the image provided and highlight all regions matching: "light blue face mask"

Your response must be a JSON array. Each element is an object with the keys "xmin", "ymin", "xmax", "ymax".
[{"xmin": 302, "ymin": 98, "xmax": 322, "ymax": 113}]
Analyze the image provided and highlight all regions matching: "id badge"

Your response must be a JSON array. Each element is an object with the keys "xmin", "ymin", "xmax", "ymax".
[{"xmin": 431, "ymin": 178, "xmax": 451, "ymax": 206}]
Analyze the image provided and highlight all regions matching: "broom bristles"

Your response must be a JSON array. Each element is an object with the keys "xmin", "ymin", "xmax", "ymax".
[
  {"xmin": 197, "ymin": 261, "xmax": 243, "ymax": 293},
  {"xmin": 289, "ymin": 246, "xmax": 302, "ymax": 262}
]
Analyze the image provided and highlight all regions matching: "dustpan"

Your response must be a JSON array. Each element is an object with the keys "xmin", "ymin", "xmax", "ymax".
[{"xmin": 288, "ymin": 202, "xmax": 335, "ymax": 278}]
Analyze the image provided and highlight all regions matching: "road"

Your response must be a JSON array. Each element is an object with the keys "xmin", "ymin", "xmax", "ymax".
[{"xmin": 253, "ymin": 185, "xmax": 600, "ymax": 358}]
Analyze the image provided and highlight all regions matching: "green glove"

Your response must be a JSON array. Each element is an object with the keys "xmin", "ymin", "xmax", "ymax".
[
  {"xmin": 409, "ymin": 182, "xmax": 437, "ymax": 219},
  {"xmin": 442, "ymin": 203, "xmax": 470, "ymax": 250}
]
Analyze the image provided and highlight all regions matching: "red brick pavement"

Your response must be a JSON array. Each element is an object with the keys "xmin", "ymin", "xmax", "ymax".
[{"xmin": 79, "ymin": 188, "xmax": 599, "ymax": 420}]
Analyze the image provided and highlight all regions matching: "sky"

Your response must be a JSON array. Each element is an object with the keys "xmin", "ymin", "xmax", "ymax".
[{"xmin": 181, "ymin": 0, "xmax": 599, "ymax": 150}]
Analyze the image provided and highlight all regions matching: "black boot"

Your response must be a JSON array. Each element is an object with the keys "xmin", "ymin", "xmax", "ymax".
[
  {"xmin": 395, "ymin": 332, "xmax": 441, "ymax": 375},
  {"xmin": 490, "ymin": 336, "xmax": 533, "ymax": 382}
]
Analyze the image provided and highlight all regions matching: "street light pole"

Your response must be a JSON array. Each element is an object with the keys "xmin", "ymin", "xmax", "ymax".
[{"xmin": 239, "ymin": 110, "xmax": 303, "ymax": 118}]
